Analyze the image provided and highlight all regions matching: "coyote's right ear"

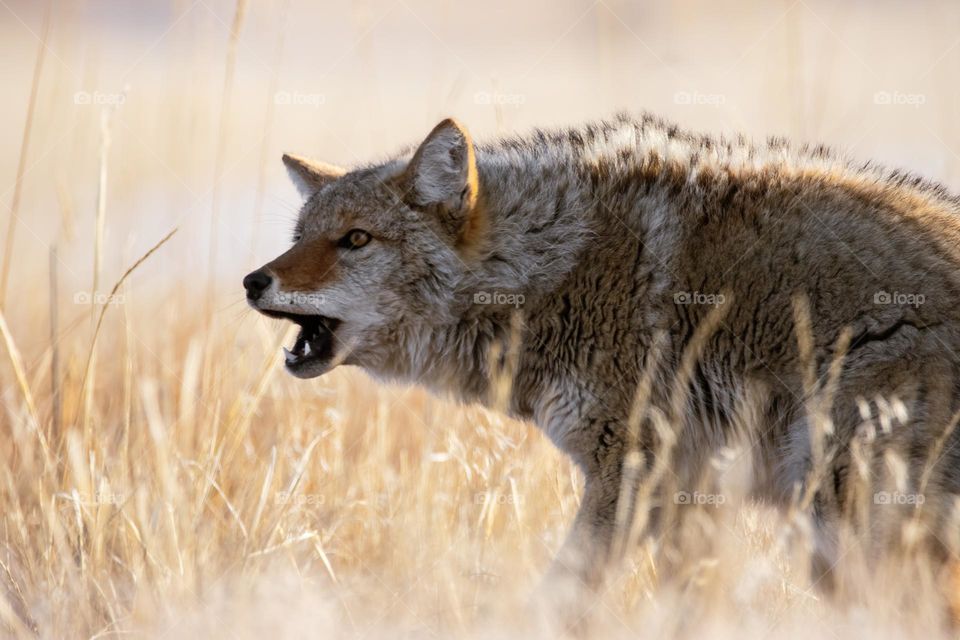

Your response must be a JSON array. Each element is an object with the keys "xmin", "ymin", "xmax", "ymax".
[
  {"xmin": 402, "ymin": 118, "xmax": 482, "ymax": 242},
  {"xmin": 282, "ymin": 153, "xmax": 346, "ymax": 198}
]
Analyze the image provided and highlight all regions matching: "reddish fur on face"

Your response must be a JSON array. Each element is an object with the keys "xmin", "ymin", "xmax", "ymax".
[{"xmin": 265, "ymin": 237, "xmax": 338, "ymax": 291}]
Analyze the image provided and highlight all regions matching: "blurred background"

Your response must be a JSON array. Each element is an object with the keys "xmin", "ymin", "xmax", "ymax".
[
  {"xmin": 2, "ymin": 0, "xmax": 959, "ymax": 329},
  {"xmin": 1, "ymin": 1, "xmax": 959, "ymax": 637}
]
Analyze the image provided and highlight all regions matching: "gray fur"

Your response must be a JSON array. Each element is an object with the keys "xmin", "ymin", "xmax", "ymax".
[{"xmin": 249, "ymin": 112, "xmax": 960, "ymax": 594}]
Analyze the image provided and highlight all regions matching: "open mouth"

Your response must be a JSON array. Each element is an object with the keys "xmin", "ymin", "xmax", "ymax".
[{"xmin": 258, "ymin": 309, "xmax": 341, "ymax": 377}]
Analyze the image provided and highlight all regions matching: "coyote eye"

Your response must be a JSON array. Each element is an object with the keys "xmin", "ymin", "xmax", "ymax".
[{"xmin": 338, "ymin": 229, "xmax": 371, "ymax": 250}]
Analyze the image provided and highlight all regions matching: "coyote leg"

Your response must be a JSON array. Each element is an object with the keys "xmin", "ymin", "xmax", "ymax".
[
  {"xmin": 548, "ymin": 476, "xmax": 619, "ymax": 588},
  {"xmin": 529, "ymin": 475, "xmax": 619, "ymax": 633}
]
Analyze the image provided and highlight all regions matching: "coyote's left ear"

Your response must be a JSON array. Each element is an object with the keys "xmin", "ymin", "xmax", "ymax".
[
  {"xmin": 282, "ymin": 153, "xmax": 346, "ymax": 198},
  {"xmin": 402, "ymin": 118, "xmax": 482, "ymax": 241}
]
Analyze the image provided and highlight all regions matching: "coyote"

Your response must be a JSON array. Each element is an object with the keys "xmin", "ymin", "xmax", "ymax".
[{"xmin": 245, "ymin": 113, "xmax": 960, "ymax": 599}]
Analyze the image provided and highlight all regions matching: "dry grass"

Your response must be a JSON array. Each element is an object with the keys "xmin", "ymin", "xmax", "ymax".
[
  {"xmin": 0, "ymin": 294, "xmax": 954, "ymax": 639},
  {"xmin": 0, "ymin": 300, "xmax": 584, "ymax": 637},
  {"xmin": 3, "ymin": 1, "xmax": 960, "ymax": 637}
]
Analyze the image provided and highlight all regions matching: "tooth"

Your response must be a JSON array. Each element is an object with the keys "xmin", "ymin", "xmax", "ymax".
[
  {"xmin": 303, "ymin": 341, "xmax": 312, "ymax": 356},
  {"xmin": 283, "ymin": 347, "xmax": 297, "ymax": 364}
]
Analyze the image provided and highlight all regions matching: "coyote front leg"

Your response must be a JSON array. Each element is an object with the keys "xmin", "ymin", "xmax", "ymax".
[
  {"xmin": 546, "ymin": 441, "xmax": 627, "ymax": 591},
  {"xmin": 532, "ymin": 456, "xmax": 631, "ymax": 631},
  {"xmin": 550, "ymin": 477, "xmax": 619, "ymax": 586}
]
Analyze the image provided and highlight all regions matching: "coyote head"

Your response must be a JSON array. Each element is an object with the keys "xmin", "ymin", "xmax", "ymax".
[{"xmin": 244, "ymin": 119, "xmax": 486, "ymax": 379}]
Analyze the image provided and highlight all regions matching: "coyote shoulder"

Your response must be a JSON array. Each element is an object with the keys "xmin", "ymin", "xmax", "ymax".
[{"xmin": 245, "ymin": 113, "xmax": 960, "ymax": 595}]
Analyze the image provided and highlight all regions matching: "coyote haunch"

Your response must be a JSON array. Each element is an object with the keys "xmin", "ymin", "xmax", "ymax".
[{"xmin": 245, "ymin": 113, "xmax": 960, "ymax": 593}]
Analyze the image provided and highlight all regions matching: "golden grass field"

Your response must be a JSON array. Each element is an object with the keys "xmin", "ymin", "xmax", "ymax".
[{"xmin": 2, "ymin": 1, "xmax": 960, "ymax": 637}]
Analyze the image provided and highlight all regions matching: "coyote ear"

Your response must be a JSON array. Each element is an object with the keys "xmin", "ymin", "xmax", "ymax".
[
  {"xmin": 282, "ymin": 153, "xmax": 346, "ymax": 198},
  {"xmin": 403, "ymin": 118, "xmax": 480, "ymax": 236}
]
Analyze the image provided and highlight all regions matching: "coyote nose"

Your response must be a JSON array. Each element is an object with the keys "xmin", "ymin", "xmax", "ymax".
[{"xmin": 243, "ymin": 270, "xmax": 272, "ymax": 300}]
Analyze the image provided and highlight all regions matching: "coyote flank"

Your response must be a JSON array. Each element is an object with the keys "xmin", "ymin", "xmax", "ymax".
[{"xmin": 245, "ymin": 113, "xmax": 960, "ymax": 597}]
